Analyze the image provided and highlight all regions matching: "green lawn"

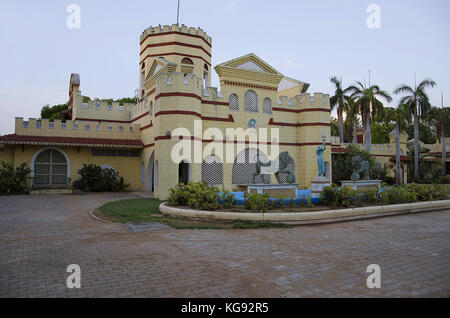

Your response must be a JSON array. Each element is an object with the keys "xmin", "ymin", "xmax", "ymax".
[{"xmin": 97, "ymin": 198, "xmax": 290, "ymax": 230}]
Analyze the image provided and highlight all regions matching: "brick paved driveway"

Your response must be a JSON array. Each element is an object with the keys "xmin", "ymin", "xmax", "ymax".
[{"xmin": 0, "ymin": 193, "xmax": 449, "ymax": 297}]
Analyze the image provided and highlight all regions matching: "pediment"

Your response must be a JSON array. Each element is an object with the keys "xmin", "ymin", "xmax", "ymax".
[
  {"xmin": 215, "ymin": 53, "xmax": 283, "ymax": 76},
  {"xmin": 145, "ymin": 57, "xmax": 176, "ymax": 81}
]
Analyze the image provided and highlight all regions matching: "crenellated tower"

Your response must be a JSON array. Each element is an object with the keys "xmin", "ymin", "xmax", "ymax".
[{"xmin": 139, "ymin": 24, "xmax": 212, "ymax": 99}]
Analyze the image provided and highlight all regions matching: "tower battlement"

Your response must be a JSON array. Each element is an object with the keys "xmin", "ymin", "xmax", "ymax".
[
  {"xmin": 157, "ymin": 72, "xmax": 202, "ymax": 94},
  {"xmin": 140, "ymin": 24, "xmax": 212, "ymax": 46},
  {"xmin": 15, "ymin": 117, "xmax": 140, "ymax": 139},
  {"xmin": 276, "ymin": 93, "xmax": 330, "ymax": 109}
]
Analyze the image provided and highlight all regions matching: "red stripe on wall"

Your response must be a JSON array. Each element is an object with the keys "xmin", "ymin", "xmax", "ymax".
[
  {"xmin": 272, "ymin": 107, "xmax": 330, "ymax": 113},
  {"xmin": 201, "ymin": 100, "xmax": 229, "ymax": 106},
  {"xmin": 268, "ymin": 118, "xmax": 330, "ymax": 127},
  {"xmin": 155, "ymin": 92, "xmax": 201, "ymax": 101},
  {"xmin": 151, "ymin": 135, "xmax": 331, "ymax": 147},
  {"xmin": 74, "ymin": 118, "xmax": 131, "ymax": 124},
  {"xmin": 140, "ymin": 31, "xmax": 212, "ymax": 48},
  {"xmin": 154, "ymin": 110, "xmax": 234, "ymax": 122},
  {"xmin": 140, "ymin": 122, "xmax": 153, "ymax": 131},
  {"xmin": 140, "ymin": 52, "xmax": 211, "ymax": 66},
  {"xmin": 140, "ymin": 41, "xmax": 211, "ymax": 57}
]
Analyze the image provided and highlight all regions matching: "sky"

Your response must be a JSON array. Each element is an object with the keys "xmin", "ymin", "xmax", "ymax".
[{"xmin": 0, "ymin": 0, "xmax": 449, "ymax": 135}]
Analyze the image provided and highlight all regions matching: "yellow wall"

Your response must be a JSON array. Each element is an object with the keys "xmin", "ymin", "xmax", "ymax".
[{"xmin": 8, "ymin": 145, "xmax": 141, "ymax": 190}]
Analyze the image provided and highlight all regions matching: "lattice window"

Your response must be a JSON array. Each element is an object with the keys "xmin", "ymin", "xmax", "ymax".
[
  {"xmin": 244, "ymin": 90, "xmax": 258, "ymax": 113},
  {"xmin": 202, "ymin": 155, "xmax": 223, "ymax": 186},
  {"xmin": 33, "ymin": 149, "xmax": 67, "ymax": 185},
  {"xmin": 229, "ymin": 94, "xmax": 239, "ymax": 111},
  {"xmin": 263, "ymin": 98, "xmax": 272, "ymax": 114},
  {"xmin": 232, "ymin": 148, "xmax": 270, "ymax": 185}
]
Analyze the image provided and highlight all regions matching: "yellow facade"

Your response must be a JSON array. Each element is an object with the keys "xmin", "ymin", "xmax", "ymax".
[{"xmin": 0, "ymin": 24, "xmax": 332, "ymax": 199}]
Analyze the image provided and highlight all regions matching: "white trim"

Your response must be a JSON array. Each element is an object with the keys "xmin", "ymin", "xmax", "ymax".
[{"xmin": 30, "ymin": 147, "xmax": 71, "ymax": 186}]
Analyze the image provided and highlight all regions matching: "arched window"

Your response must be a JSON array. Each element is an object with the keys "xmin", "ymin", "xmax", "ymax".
[
  {"xmin": 263, "ymin": 98, "xmax": 272, "ymax": 114},
  {"xmin": 244, "ymin": 90, "xmax": 258, "ymax": 113},
  {"xmin": 32, "ymin": 148, "xmax": 69, "ymax": 187},
  {"xmin": 181, "ymin": 57, "xmax": 194, "ymax": 75},
  {"xmin": 202, "ymin": 155, "xmax": 223, "ymax": 186},
  {"xmin": 229, "ymin": 94, "xmax": 239, "ymax": 111},
  {"xmin": 181, "ymin": 58, "xmax": 193, "ymax": 65}
]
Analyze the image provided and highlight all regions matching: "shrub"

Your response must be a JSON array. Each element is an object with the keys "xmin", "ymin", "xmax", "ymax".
[
  {"xmin": 168, "ymin": 182, "xmax": 220, "ymax": 211},
  {"xmin": 358, "ymin": 189, "xmax": 380, "ymax": 205},
  {"xmin": 220, "ymin": 189, "xmax": 235, "ymax": 209},
  {"xmin": 244, "ymin": 192, "xmax": 270, "ymax": 213},
  {"xmin": 335, "ymin": 186, "xmax": 355, "ymax": 207},
  {"xmin": 382, "ymin": 176, "xmax": 396, "ymax": 185},
  {"xmin": 268, "ymin": 199, "xmax": 282, "ymax": 210},
  {"xmin": 74, "ymin": 164, "xmax": 129, "ymax": 192},
  {"xmin": 380, "ymin": 186, "xmax": 417, "ymax": 204},
  {"xmin": 0, "ymin": 162, "xmax": 31, "ymax": 195},
  {"xmin": 437, "ymin": 176, "xmax": 450, "ymax": 184},
  {"xmin": 321, "ymin": 186, "xmax": 338, "ymax": 206}
]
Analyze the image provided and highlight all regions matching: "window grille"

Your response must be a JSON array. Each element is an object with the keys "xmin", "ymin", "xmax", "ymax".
[
  {"xmin": 244, "ymin": 90, "xmax": 258, "ymax": 113},
  {"xmin": 201, "ymin": 155, "xmax": 223, "ymax": 185},
  {"xmin": 263, "ymin": 98, "xmax": 272, "ymax": 114},
  {"xmin": 232, "ymin": 148, "xmax": 270, "ymax": 185},
  {"xmin": 229, "ymin": 94, "xmax": 239, "ymax": 111},
  {"xmin": 33, "ymin": 149, "xmax": 67, "ymax": 186}
]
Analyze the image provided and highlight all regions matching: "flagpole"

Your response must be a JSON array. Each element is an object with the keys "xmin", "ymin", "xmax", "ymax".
[{"xmin": 177, "ymin": 0, "xmax": 180, "ymax": 25}]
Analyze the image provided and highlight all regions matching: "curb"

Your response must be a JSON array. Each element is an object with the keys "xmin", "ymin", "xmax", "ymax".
[
  {"xmin": 159, "ymin": 200, "xmax": 450, "ymax": 225},
  {"xmin": 88, "ymin": 208, "xmax": 117, "ymax": 224}
]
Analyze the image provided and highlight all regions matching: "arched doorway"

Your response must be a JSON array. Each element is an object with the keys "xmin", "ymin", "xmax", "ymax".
[
  {"xmin": 178, "ymin": 160, "xmax": 191, "ymax": 185},
  {"xmin": 32, "ymin": 148, "xmax": 70, "ymax": 188},
  {"xmin": 146, "ymin": 151, "xmax": 154, "ymax": 192}
]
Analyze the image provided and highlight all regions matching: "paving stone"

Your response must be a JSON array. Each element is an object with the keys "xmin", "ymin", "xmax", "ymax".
[{"xmin": 0, "ymin": 193, "xmax": 449, "ymax": 297}]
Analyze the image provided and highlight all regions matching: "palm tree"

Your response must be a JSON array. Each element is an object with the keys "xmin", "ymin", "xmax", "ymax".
[
  {"xmin": 393, "ymin": 104, "xmax": 411, "ymax": 184},
  {"xmin": 433, "ymin": 105, "xmax": 449, "ymax": 176},
  {"xmin": 394, "ymin": 78, "xmax": 436, "ymax": 179},
  {"xmin": 330, "ymin": 76, "xmax": 348, "ymax": 143},
  {"xmin": 345, "ymin": 82, "xmax": 392, "ymax": 153},
  {"xmin": 343, "ymin": 97, "xmax": 359, "ymax": 144}
]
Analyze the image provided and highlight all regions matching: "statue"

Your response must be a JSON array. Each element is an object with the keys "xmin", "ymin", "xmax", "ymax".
[
  {"xmin": 253, "ymin": 151, "xmax": 296, "ymax": 184},
  {"xmin": 253, "ymin": 152, "xmax": 271, "ymax": 184},
  {"xmin": 316, "ymin": 141, "xmax": 326, "ymax": 177},
  {"xmin": 351, "ymin": 155, "xmax": 370, "ymax": 180},
  {"xmin": 275, "ymin": 151, "xmax": 296, "ymax": 184}
]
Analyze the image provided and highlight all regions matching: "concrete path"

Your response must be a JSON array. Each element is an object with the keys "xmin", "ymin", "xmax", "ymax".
[{"xmin": 0, "ymin": 193, "xmax": 449, "ymax": 297}]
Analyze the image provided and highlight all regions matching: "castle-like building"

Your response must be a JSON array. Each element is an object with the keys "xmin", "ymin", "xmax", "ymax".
[{"xmin": 0, "ymin": 24, "xmax": 333, "ymax": 199}]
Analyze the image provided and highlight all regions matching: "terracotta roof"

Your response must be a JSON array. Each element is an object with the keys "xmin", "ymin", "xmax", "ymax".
[
  {"xmin": 0, "ymin": 134, "xmax": 143, "ymax": 149},
  {"xmin": 331, "ymin": 147, "xmax": 349, "ymax": 153},
  {"xmin": 389, "ymin": 155, "xmax": 412, "ymax": 162}
]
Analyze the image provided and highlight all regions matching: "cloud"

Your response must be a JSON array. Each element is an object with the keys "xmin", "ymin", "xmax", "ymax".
[
  {"xmin": 283, "ymin": 59, "xmax": 298, "ymax": 69},
  {"xmin": 225, "ymin": 0, "xmax": 240, "ymax": 13}
]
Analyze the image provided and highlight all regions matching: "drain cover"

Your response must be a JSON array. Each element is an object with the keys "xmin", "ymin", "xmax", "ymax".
[{"xmin": 125, "ymin": 222, "xmax": 170, "ymax": 232}]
